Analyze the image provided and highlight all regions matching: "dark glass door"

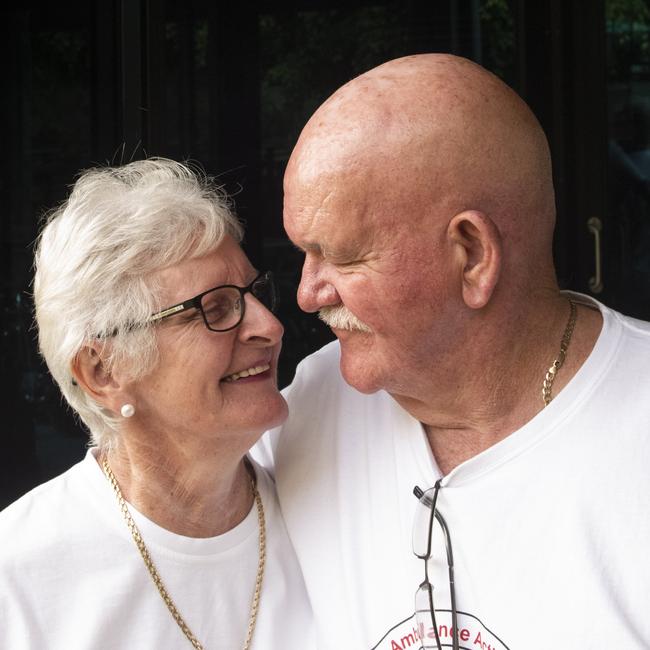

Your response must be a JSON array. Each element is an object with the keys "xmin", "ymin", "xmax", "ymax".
[
  {"xmin": 0, "ymin": 0, "xmax": 549, "ymax": 507},
  {"xmin": 606, "ymin": 0, "xmax": 650, "ymax": 319}
]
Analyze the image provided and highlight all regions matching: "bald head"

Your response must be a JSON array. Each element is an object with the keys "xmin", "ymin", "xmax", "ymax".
[
  {"xmin": 285, "ymin": 54, "xmax": 557, "ymax": 287},
  {"xmin": 284, "ymin": 54, "xmax": 578, "ymax": 421}
]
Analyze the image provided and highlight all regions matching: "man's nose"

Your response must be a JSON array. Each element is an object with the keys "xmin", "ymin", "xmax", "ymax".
[{"xmin": 296, "ymin": 258, "xmax": 340, "ymax": 313}]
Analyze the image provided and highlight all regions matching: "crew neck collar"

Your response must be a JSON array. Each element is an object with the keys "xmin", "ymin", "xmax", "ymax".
[
  {"xmin": 82, "ymin": 448, "xmax": 265, "ymax": 557},
  {"xmin": 407, "ymin": 293, "xmax": 621, "ymax": 487}
]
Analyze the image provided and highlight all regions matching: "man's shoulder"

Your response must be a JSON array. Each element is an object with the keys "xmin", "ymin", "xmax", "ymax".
[
  {"xmin": 290, "ymin": 339, "xmax": 341, "ymax": 380},
  {"xmin": 282, "ymin": 340, "xmax": 346, "ymax": 401},
  {"xmin": 603, "ymin": 302, "xmax": 650, "ymax": 364},
  {"xmin": 583, "ymin": 292, "xmax": 650, "ymax": 336},
  {"xmin": 573, "ymin": 293, "xmax": 650, "ymax": 364},
  {"xmin": 616, "ymin": 309, "xmax": 650, "ymax": 339},
  {"xmin": 252, "ymin": 342, "xmax": 346, "ymax": 470}
]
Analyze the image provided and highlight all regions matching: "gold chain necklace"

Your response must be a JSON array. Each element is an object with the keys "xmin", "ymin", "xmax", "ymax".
[
  {"xmin": 542, "ymin": 299, "xmax": 577, "ymax": 406},
  {"xmin": 101, "ymin": 458, "xmax": 266, "ymax": 650}
]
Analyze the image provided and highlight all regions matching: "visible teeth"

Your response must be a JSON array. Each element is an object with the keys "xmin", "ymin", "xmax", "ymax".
[{"xmin": 224, "ymin": 364, "xmax": 270, "ymax": 382}]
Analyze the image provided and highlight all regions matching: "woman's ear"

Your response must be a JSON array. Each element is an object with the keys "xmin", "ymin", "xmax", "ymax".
[
  {"xmin": 447, "ymin": 210, "xmax": 502, "ymax": 309},
  {"xmin": 71, "ymin": 342, "xmax": 121, "ymax": 405}
]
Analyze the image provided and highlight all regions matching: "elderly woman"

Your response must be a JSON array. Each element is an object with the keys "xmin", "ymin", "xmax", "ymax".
[{"xmin": 0, "ymin": 159, "xmax": 314, "ymax": 649}]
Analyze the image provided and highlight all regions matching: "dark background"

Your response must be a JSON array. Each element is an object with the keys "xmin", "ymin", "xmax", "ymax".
[{"xmin": 2, "ymin": 0, "xmax": 649, "ymax": 508}]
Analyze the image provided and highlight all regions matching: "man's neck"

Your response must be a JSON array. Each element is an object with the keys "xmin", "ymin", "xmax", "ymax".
[
  {"xmin": 394, "ymin": 295, "xmax": 603, "ymax": 475},
  {"xmin": 100, "ymin": 436, "xmax": 253, "ymax": 538}
]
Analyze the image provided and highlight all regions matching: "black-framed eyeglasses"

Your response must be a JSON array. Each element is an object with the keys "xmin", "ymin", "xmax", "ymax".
[
  {"xmin": 149, "ymin": 270, "xmax": 277, "ymax": 332},
  {"xmin": 413, "ymin": 481, "xmax": 459, "ymax": 650}
]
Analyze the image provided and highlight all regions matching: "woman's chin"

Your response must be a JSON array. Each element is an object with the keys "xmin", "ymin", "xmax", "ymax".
[
  {"xmin": 262, "ymin": 394, "xmax": 290, "ymax": 431},
  {"xmin": 243, "ymin": 393, "xmax": 289, "ymax": 443}
]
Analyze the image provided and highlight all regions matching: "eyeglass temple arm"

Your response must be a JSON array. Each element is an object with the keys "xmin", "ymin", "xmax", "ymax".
[
  {"xmin": 413, "ymin": 485, "xmax": 460, "ymax": 650},
  {"xmin": 435, "ymin": 510, "xmax": 458, "ymax": 650}
]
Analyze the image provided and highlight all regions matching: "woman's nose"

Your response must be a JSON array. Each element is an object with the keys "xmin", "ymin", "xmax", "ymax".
[{"xmin": 238, "ymin": 292, "xmax": 284, "ymax": 344}]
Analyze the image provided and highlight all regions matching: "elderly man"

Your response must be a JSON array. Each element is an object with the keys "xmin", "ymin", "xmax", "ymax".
[{"xmin": 256, "ymin": 55, "xmax": 650, "ymax": 649}]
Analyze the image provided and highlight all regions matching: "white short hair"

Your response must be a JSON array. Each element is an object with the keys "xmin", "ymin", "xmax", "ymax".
[{"xmin": 33, "ymin": 158, "xmax": 243, "ymax": 449}]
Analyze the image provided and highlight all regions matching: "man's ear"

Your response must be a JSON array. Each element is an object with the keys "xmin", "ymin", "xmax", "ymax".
[
  {"xmin": 447, "ymin": 210, "xmax": 502, "ymax": 309},
  {"xmin": 71, "ymin": 342, "xmax": 123, "ymax": 409}
]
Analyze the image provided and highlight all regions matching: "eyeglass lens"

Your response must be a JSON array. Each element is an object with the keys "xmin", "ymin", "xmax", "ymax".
[
  {"xmin": 201, "ymin": 287, "xmax": 244, "ymax": 330},
  {"xmin": 250, "ymin": 273, "xmax": 277, "ymax": 312},
  {"xmin": 199, "ymin": 273, "xmax": 276, "ymax": 331}
]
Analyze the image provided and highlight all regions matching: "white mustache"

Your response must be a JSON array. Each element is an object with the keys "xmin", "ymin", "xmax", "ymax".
[{"xmin": 318, "ymin": 305, "xmax": 372, "ymax": 333}]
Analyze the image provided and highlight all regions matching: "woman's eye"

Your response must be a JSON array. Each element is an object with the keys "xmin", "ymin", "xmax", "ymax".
[{"xmin": 202, "ymin": 290, "xmax": 240, "ymax": 326}]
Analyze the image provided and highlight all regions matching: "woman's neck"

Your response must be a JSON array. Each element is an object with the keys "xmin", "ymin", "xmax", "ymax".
[{"xmin": 100, "ymin": 437, "xmax": 254, "ymax": 538}]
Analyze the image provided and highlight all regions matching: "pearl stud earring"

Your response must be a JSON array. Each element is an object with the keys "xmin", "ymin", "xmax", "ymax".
[{"xmin": 120, "ymin": 404, "xmax": 135, "ymax": 418}]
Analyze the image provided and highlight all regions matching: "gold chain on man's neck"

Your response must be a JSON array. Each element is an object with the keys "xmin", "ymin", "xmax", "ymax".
[{"xmin": 542, "ymin": 299, "xmax": 578, "ymax": 406}]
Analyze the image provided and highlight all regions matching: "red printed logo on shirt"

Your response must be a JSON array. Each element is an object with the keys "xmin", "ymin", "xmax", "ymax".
[{"xmin": 371, "ymin": 610, "xmax": 509, "ymax": 650}]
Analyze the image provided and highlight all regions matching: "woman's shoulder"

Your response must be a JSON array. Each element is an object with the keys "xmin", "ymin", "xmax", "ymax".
[{"xmin": 0, "ymin": 453, "xmax": 100, "ymax": 560}]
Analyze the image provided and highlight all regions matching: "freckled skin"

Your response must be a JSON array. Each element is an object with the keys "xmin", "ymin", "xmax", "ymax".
[
  {"xmin": 284, "ymin": 152, "xmax": 460, "ymax": 397},
  {"xmin": 284, "ymin": 54, "xmax": 603, "ymax": 471}
]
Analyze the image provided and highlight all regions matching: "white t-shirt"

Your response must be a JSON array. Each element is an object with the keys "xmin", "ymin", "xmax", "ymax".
[
  {"xmin": 255, "ymin": 298, "xmax": 650, "ymax": 650},
  {"xmin": 0, "ymin": 450, "xmax": 315, "ymax": 650}
]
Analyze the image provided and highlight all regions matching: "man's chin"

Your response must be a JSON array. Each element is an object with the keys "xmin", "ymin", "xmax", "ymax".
[
  {"xmin": 331, "ymin": 326, "xmax": 352, "ymax": 339},
  {"xmin": 338, "ymin": 353, "xmax": 382, "ymax": 395}
]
